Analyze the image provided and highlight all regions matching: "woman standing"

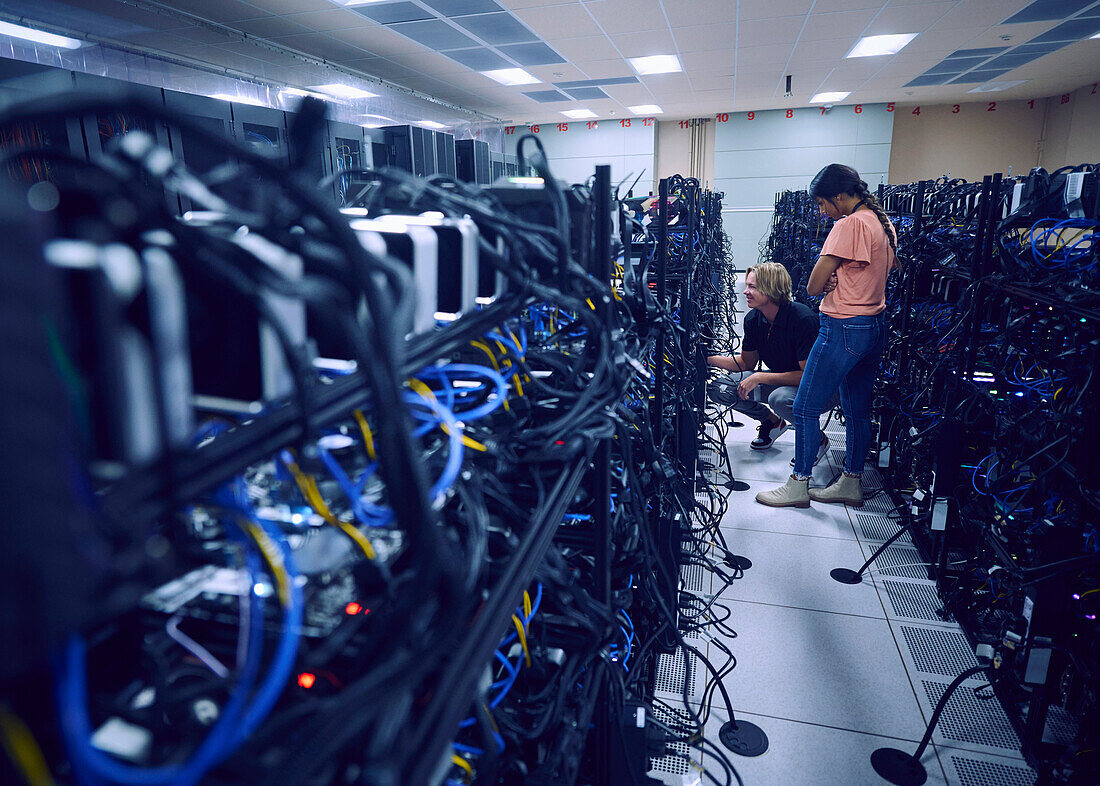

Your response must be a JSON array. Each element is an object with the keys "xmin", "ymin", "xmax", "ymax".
[{"xmin": 756, "ymin": 164, "xmax": 897, "ymax": 508}]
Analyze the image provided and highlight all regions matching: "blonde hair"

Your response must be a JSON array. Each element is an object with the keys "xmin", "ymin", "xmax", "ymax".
[{"xmin": 745, "ymin": 262, "xmax": 792, "ymax": 305}]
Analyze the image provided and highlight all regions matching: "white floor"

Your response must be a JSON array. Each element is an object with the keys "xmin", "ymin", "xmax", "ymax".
[{"xmin": 646, "ymin": 277, "xmax": 1037, "ymax": 786}]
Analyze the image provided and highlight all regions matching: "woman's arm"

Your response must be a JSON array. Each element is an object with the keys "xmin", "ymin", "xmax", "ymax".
[{"xmin": 806, "ymin": 254, "xmax": 843, "ymax": 296}]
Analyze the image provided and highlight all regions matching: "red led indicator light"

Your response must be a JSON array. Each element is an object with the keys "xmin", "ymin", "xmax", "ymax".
[
  {"xmin": 345, "ymin": 602, "xmax": 362, "ymax": 616},
  {"xmin": 297, "ymin": 672, "xmax": 316, "ymax": 689}
]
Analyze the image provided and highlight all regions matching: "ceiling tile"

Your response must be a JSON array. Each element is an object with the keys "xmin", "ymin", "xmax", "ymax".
[
  {"xmin": 513, "ymin": 4, "xmax": 602, "ymax": 38},
  {"xmin": 950, "ymin": 68, "xmax": 1012, "ymax": 83},
  {"xmin": 385, "ymin": 50, "xmax": 464, "ymax": 74},
  {"xmin": 150, "ymin": 0, "xmax": 264, "ymax": 23},
  {"xmin": 584, "ymin": 0, "xmax": 667, "ymax": 34},
  {"xmin": 735, "ymin": 43, "xmax": 795, "ymax": 67},
  {"xmin": 523, "ymin": 89, "xmax": 572, "ymax": 102},
  {"xmin": 947, "ymin": 46, "xmax": 1009, "ymax": 59},
  {"xmin": 352, "ymin": 2, "xmax": 435, "ymax": 24},
  {"xmin": 673, "ymin": 23, "xmax": 737, "ymax": 54},
  {"xmin": 286, "ymin": 9, "xmax": 371, "ymax": 32},
  {"xmin": 739, "ymin": 0, "xmax": 814, "ymax": 21},
  {"xmin": 232, "ymin": 16, "xmax": 313, "ymax": 38},
  {"xmin": 863, "ymin": 2, "xmax": 958, "ymax": 36},
  {"xmin": 1030, "ymin": 18, "xmax": 1100, "ymax": 42},
  {"xmin": 455, "ymin": 12, "xmax": 539, "ymax": 44},
  {"xmin": 245, "ymin": 0, "xmax": 334, "ymax": 12},
  {"xmin": 328, "ymin": 26, "xmax": 422, "ymax": 55},
  {"xmin": 387, "ymin": 19, "xmax": 480, "ymax": 49},
  {"xmin": 1004, "ymin": 0, "xmax": 1096, "ymax": 24},
  {"xmin": 904, "ymin": 73, "xmax": 954, "ymax": 87},
  {"xmin": 564, "ymin": 86, "xmax": 609, "ymax": 99},
  {"xmin": 422, "ymin": 0, "xmax": 505, "ymax": 16},
  {"xmin": 171, "ymin": 26, "xmax": 237, "ymax": 44},
  {"xmin": 611, "ymin": 29, "xmax": 676, "ymax": 57},
  {"xmin": 551, "ymin": 35, "xmax": 621, "ymax": 61},
  {"xmin": 739, "ymin": 17, "xmax": 803, "ymax": 46},
  {"xmin": 681, "ymin": 50, "xmax": 735, "ymax": 77},
  {"xmin": 497, "ymin": 41, "xmax": 566, "ymax": 64},
  {"xmin": 799, "ymin": 9, "xmax": 878, "ymax": 42},
  {"xmin": 525, "ymin": 63, "xmax": 589, "ymax": 81},
  {"xmin": 444, "ymin": 47, "xmax": 512, "ymax": 69},
  {"xmin": 274, "ymin": 32, "xmax": 373, "ymax": 61}
]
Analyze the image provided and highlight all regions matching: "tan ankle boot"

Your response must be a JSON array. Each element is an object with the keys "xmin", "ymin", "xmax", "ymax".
[
  {"xmin": 755, "ymin": 475, "xmax": 810, "ymax": 508},
  {"xmin": 808, "ymin": 473, "xmax": 863, "ymax": 507}
]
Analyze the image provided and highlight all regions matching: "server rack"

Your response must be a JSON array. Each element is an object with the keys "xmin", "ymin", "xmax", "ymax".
[{"xmin": 455, "ymin": 138, "xmax": 491, "ymax": 185}]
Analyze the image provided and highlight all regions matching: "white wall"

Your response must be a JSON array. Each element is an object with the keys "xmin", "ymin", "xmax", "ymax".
[
  {"xmin": 507, "ymin": 117, "xmax": 655, "ymax": 193},
  {"xmin": 713, "ymin": 103, "xmax": 894, "ymax": 271}
]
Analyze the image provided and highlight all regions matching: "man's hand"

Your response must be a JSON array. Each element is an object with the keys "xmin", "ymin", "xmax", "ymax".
[
  {"xmin": 737, "ymin": 373, "xmax": 763, "ymax": 399},
  {"xmin": 706, "ymin": 355, "xmax": 731, "ymax": 370}
]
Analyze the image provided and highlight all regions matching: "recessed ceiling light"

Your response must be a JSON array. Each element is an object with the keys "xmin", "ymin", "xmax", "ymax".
[
  {"xmin": 628, "ymin": 55, "xmax": 682, "ymax": 75},
  {"xmin": 418, "ymin": 120, "xmax": 448, "ymax": 129},
  {"xmin": 209, "ymin": 93, "xmax": 267, "ymax": 107},
  {"xmin": 341, "ymin": 0, "xmax": 386, "ymax": 5},
  {"xmin": 481, "ymin": 68, "xmax": 540, "ymax": 86},
  {"xmin": 628, "ymin": 104, "xmax": 663, "ymax": 114},
  {"xmin": 1091, "ymin": 32, "xmax": 1100, "ymax": 39},
  {"xmin": 846, "ymin": 33, "xmax": 918, "ymax": 58},
  {"xmin": 810, "ymin": 91, "xmax": 851, "ymax": 103},
  {"xmin": 361, "ymin": 114, "xmax": 395, "ymax": 123},
  {"xmin": 311, "ymin": 84, "xmax": 379, "ymax": 99},
  {"xmin": 968, "ymin": 80, "xmax": 1027, "ymax": 93},
  {"xmin": 561, "ymin": 109, "xmax": 598, "ymax": 119},
  {"xmin": 280, "ymin": 87, "xmax": 329, "ymax": 100},
  {"xmin": 0, "ymin": 20, "xmax": 82, "ymax": 49}
]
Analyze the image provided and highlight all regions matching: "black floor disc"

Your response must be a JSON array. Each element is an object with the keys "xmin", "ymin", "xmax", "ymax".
[
  {"xmin": 727, "ymin": 555, "xmax": 753, "ymax": 571},
  {"xmin": 726, "ymin": 480, "xmax": 751, "ymax": 491},
  {"xmin": 718, "ymin": 720, "xmax": 769, "ymax": 757},
  {"xmin": 870, "ymin": 748, "xmax": 927, "ymax": 785},
  {"xmin": 831, "ymin": 567, "xmax": 864, "ymax": 585}
]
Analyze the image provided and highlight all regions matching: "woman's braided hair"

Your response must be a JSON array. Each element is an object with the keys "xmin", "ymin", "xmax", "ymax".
[{"xmin": 809, "ymin": 163, "xmax": 898, "ymax": 265}]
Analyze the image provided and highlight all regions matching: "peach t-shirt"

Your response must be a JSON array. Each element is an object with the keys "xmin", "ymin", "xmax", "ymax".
[{"xmin": 819, "ymin": 209, "xmax": 896, "ymax": 318}]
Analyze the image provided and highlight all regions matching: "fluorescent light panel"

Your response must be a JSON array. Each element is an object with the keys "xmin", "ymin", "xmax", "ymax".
[
  {"xmin": 481, "ymin": 68, "xmax": 540, "ymax": 86},
  {"xmin": 1092, "ymin": 32, "xmax": 1100, "ymax": 38},
  {"xmin": 418, "ymin": 120, "xmax": 448, "ymax": 129},
  {"xmin": 561, "ymin": 109, "xmax": 597, "ymax": 119},
  {"xmin": 628, "ymin": 104, "xmax": 663, "ymax": 114},
  {"xmin": 0, "ymin": 20, "xmax": 82, "ymax": 49},
  {"xmin": 846, "ymin": 33, "xmax": 917, "ymax": 58},
  {"xmin": 810, "ymin": 91, "xmax": 851, "ymax": 103},
  {"xmin": 209, "ymin": 93, "xmax": 266, "ymax": 106},
  {"xmin": 628, "ymin": 55, "xmax": 681, "ymax": 75},
  {"xmin": 311, "ymin": 83, "xmax": 379, "ymax": 99}
]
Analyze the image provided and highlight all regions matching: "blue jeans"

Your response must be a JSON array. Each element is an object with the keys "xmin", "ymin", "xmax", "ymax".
[{"xmin": 792, "ymin": 313, "xmax": 886, "ymax": 478}]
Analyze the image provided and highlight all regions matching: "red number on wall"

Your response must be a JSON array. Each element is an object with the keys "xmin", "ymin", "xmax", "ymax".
[
  {"xmin": 854, "ymin": 104, "xmax": 863, "ymax": 114},
  {"xmin": 620, "ymin": 118, "xmax": 631, "ymax": 127},
  {"xmin": 747, "ymin": 112, "xmax": 755, "ymax": 120},
  {"xmin": 1028, "ymin": 99, "xmax": 1035, "ymax": 109},
  {"xmin": 557, "ymin": 123, "xmax": 568, "ymax": 132},
  {"xmin": 886, "ymin": 102, "xmax": 895, "ymax": 112},
  {"xmin": 679, "ymin": 119, "xmax": 689, "ymax": 128},
  {"xmin": 530, "ymin": 124, "xmax": 540, "ymax": 133},
  {"xmin": 952, "ymin": 104, "xmax": 960, "ymax": 114},
  {"xmin": 1092, "ymin": 83, "xmax": 1097, "ymax": 94},
  {"xmin": 1061, "ymin": 93, "xmax": 1071, "ymax": 104},
  {"xmin": 821, "ymin": 107, "xmax": 827, "ymax": 115},
  {"xmin": 586, "ymin": 121, "xmax": 598, "ymax": 130},
  {"xmin": 786, "ymin": 109, "xmax": 793, "ymax": 118},
  {"xmin": 987, "ymin": 102, "xmax": 997, "ymax": 112},
  {"xmin": 505, "ymin": 126, "xmax": 516, "ymax": 135},
  {"xmin": 912, "ymin": 106, "xmax": 920, "ymax": 115},
  {"xmin": 715, "ymin": 112, "xmax": 729, "ymax": 122},
  {"xmin": 643, "ymin": 117, "xmax": 654, "ymax": 126}
]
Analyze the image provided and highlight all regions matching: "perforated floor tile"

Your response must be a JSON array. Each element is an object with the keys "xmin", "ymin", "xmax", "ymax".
[
  {"xmin": 883, "ymin": 579, "xmax": 953, "ymax": 624},
  {"xmin": 856, "ymin": 512, "xmax": 913, "ymax": 542},
  {"xmin": 923, "ymin": 679, "xmax": 1021, "ymax": 752},
  {"xmin": 874, "ymin": 545, "xmax": 933, "ymax": 579},
  {"xmin": 946, "ymin": 754, "xmax": 1035, "ymax": 786},
  {"xmin": 900, "ymin": 625, "xmax": 979, "ymax": 678}
]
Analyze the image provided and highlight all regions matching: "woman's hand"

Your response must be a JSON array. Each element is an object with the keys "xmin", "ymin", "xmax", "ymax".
[{"xmin": 822, "ymin": 271, "xmax": 838, "ymax": 294}]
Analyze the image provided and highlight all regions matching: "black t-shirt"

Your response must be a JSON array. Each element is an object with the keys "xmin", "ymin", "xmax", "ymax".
[{"xmin": 742, "ymin": 301, "xmax": 819, "ymax": 373}]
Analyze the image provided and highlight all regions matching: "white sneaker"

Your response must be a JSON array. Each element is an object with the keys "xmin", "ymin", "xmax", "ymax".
[{"xmin": 790, "ymin": 435, "xmax": 830, "ymax": 467}]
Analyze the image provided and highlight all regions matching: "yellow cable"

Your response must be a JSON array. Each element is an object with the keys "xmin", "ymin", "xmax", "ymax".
[
  {"xmin": 407, "ymin": 378, "xmax": 489, "ymax": 452},
  {"xmin": 244, "ymin": 522, "xmax": 290, "ymax": 607},
  {"xmin": 523, "ymin": 590, "xmax": 532, "ymax": 620},
  {"xmin": 0, "ymin": 708, "xmax": 54, "ymax": 786},
  {"xmin": 451, "ymin": 755, "xmax": 474, "ymax": 783},
  {"xmin": 491, "ymin": 339, "xmax": 525, "ymax": 397},
  {"xmin": 284, "ymin": 456, "xmax": 377, "ymax": 561},
  {"xmin": 471, "ymin": 340, "xmax": 510, "ymax": 412},
  {"xmin": 352, "ymin": 409, "xmax": 376, "ymax": 461},
  {"xmin": 511, "ymin": 614, "xmax": 531, "ymax": 667}
]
